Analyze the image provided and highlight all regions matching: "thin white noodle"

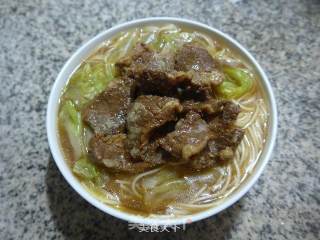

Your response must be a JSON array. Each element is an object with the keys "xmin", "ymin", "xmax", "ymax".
[
  {"xmin": 209, "ymin": 166, "xmax": 232, "ymax": 199},
  {"xmin": 193, "ymin": 194, "xmax": 214, "ymax": 203},
  {"xmin": 119, "ymin": 32, "xmax": 135, "ymax": 57},
  {"xmin": 99, "ymin": 199, "xmax": 119, "ymax": 205},
  {"xmin": 236, "ymin": 113, "xmax": 252, "ymax": 128},
  {"xmin": 194, "ymin": 32, "xmax": 215, "ymax": 46},
  {"xmin": 190, "ymin": 184, "xmax": 208, "ymax": 203},
  {"xmin": 177, "ymin": 199, "xmax": 225, "ymax": 209},
  {"xmin": 115, "ymin": 180, "xmax": 130, "ymax": 185},
  {"xmin": 239, "ymin": 103, "xmax": 255, "ymax": 112},
  {"xmin": 131, "ymin": 167, "xmax": 162, "ymax": 198},
  {"xmin": 233, "ymin": 158, "xmax": 241, "ymax": 185},
  {"xmin": 239, "ymin": 98, "xmax": 254, "ymax": 105},
  {"xmin": 120, "ymin": 184, "xmax": 134, "ymax": 196},
  {"xmin": 210, "ymin": 174, "xmax": 224, "ymax": 192},
  {"xmin": 242, "ymin": 104, "xmax": 260, "ymax": 129},
  {"xmin": 81, "ymin": 182, "xmax": 119, "ymax": 205},
  {"xmin": 238, "ymin": 140, "xmax": 247, "ymax": 166},
  {"xmin": 143, "ymin": 26, "xmax": 159, "ymax": 32},
  {"xmin": 159, "ymin": 24, "xmax": 179, "ymax": 33},
  {"xmin": 237, "ymin": 112, "xmax": 252, "ymax": 122},
  {"xmin": 142, "ymin": 32, "xmax": 157, "ymax": 44},
  {"xmin": 149, "ymin": 213, "xmax": 175, "ymax": 218},
  {"xmin": 249, "ymin": 126, "xmax": 260, "ymax": 151}
]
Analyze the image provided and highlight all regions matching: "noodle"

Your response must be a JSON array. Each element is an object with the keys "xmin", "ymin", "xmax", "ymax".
[
  {"xmin": 131, "ymin": 167, "xmax": 162, "ymax": 198},
  {"xmin": 119, "ymin": 184, "xmax": 135, "ymax": 196}
]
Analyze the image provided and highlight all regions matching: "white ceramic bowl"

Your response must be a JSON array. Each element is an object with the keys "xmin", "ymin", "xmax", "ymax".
[{"xmin": 47, "ymin": 17, "xmax": 277, "ymax": 226}]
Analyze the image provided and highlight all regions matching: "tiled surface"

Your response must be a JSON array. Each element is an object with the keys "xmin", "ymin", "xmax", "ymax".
[{"xmin": 0, "ymin": 0, "xmax": 319, "ymax": 239}]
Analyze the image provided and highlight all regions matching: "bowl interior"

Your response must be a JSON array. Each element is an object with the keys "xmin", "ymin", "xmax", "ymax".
[{"xmin": 47, "ymin": 17, "xmax": 277, "ymax": 226}]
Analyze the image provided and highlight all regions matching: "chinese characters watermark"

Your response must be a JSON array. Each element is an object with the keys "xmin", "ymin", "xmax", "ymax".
[{"xmin": 128, "ymin": 219, "xmax": 192, "ymax": 232}]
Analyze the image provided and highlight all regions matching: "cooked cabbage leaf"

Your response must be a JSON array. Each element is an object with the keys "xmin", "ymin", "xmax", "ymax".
[
  {"xmin": 73, "ymin": 157, "xmax": 99, "ymax": 179},
  {"xmin": 63, "ymin": 62, "xmax": 114, "ymax": 108},
  {"xmin": 217, "ymin": 67, "xmax": 253, "ymax": 99},
  {"xmin": 59, "ymin": 100, "xmax": 84, "ymax": 158}
]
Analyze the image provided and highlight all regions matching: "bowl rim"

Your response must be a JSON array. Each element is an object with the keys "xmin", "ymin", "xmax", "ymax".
[{"xmin": 47, "ymin": 17, "xmax": 277, "ymax": 226}]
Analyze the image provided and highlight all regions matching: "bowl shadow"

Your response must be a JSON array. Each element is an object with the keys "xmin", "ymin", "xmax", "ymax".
[{"xmin": 46, "ymin": 155, "xmax": 242, "ymax": 240}]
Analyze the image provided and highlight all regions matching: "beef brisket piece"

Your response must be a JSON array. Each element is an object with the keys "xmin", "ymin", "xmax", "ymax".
[
  {"xmin": 174, "ymin": 43, "xmax": 217, "ymax": 72},
  {"xmin": 82, "ymin": 77, "xmax": 134, "ymax": 135},
  {"xmin": 207, "ymin": 101, "xmax": 241, "ymax": 129},
  {"xmin": 88, "ymin": 134, "xmax": 155, "ymax": 173},
  {"xmin": 189, "ymin": 101, "xmax": 243, "ymax": 170},
  {"xmin": 182, "ymin": 99, "xmax": 220, "ymax": 115},
  {"xmin": 182, "ymin": 99, "xmax": 240, "ymax": 120},
  {"xmin": 139, "ymin": 141, "xmax": 167, "ymax": 165},
  {"xmin": 159, "ymin": 111, "xmax": 211, "ymax": 160},
  {"xmin": 188, "ymin": 70, "xmax": 224, "ymax": 94},
  {"xmin": 116, "ymin": 43, "xmax": 180, "ymax": 95},
  {"xmin": 190, "ymin": 128, "xmax": 244, "ymax": 169},
  {"xmin": 174, "ymin": 44, "xmax": 224, "ymax": 98},
  {"xmin": 126, "ymin": 95, "xmax": 183, "ymax": 160}
]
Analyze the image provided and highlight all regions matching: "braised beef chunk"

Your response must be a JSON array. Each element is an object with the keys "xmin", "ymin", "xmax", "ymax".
[
  {"xmin": 189, "ymin": 140, "xmax": 218, "ymax": 169},
  {"xmin": 126, "ymin": 95, "xmax": 183, "ymax": 159},
  {"xmin": 116, "ymin": 43, "xmax": 154, "ymax": 75},
  {"xmin": 216, "ymin": 128, "xmax": 244, "ymax": 148},
  {"xmin": 159, "ymin": 112, "xmax": 211, "ymax": 160},
  {"xmin": 172, "ymin": 70, "xmax": 223, "ymax": 100},
  {"xmin": 182, "ymin": 99, "xmax": 240, "ymax": 120},
  {"xmin": 219, "ymin": 101, "xmax": 241, "ymax": 124},
  {"xmin": 175, "ymin": 44, "xmax": 217, "ymax": 72},
  {"xmin": 187, "ymin": 100, "xmax": 243, "ymax": 170},
  {"xmin": 88, "ymin": 134, "xmax": 154, "ymax": 173},
  {"xmin": 190, "ymin": 128, "xmax": 244, "ymax": 169},
  {"xmin": 182, "ymin": 99, "xmax": 220, "ymax": 115},
  {"xmin": 189, "ymin": 70, "xmax": 224, "ymax": 91},
  {"xmin": 208, "ymin": 101, "xmax": 241, "ymax": 129},
  {"xmin": 174, "ymin": 44, "xmax": 224, "ymax": 99},
  {"xmin": 139, "ymin": 141, "xmax": 166, "ymax": 164},
  {"xmin": 82, "ymin": 77, "xmax": 134, "ymax": 135},
  {"xmin": 116, "ymin": 43, "xmax": 180, "ymax": 95}
]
